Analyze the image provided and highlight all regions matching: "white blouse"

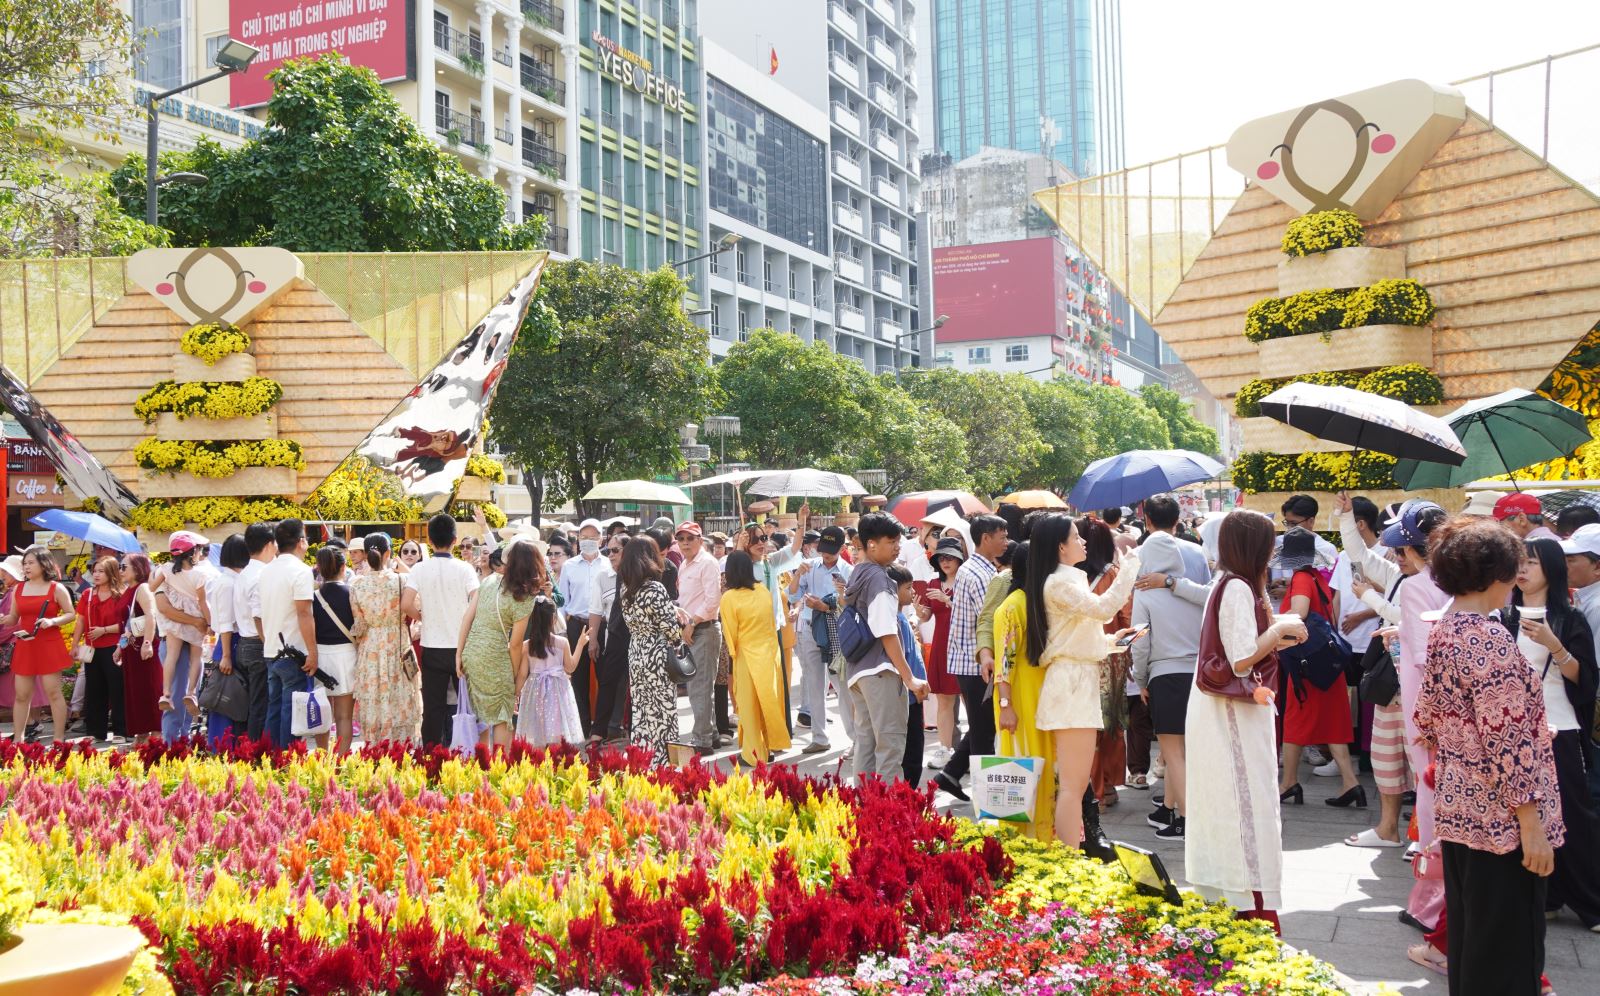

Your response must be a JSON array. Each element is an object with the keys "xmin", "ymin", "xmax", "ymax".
[
  {"xmin": 1040, "ymin": 557, "xmax": 1138, "ymax": 667},
  {"xmin": 1218, "ymin": 577, "xmax": 1266, "ymax": 668}
]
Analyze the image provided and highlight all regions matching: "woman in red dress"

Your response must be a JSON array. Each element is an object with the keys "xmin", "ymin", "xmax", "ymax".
[
  {"xmin": 917, "ymin": 538, "xmax": 967, "ymax": 766},
  {"xmin": 1273, "ymin": 528, "xmax": 1364, "ymax": 807},
  {"xmin": 117, "ymin": 555, "xmax": 163, "ymax": 742},
  {"xmin": 1, "ymin": 546, "xmax": 75, "ymax": 744}
]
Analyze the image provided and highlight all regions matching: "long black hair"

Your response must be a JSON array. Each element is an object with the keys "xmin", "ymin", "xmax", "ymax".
[
  {"xmin": 1024, "ymin": 514, "xmax": 1074, "ymax": 666},
  {"xmin": 525, "ymin": 595, "xmax": 559, "ymax": 654},
  {"xmin": 1075, "ymin": 516, "xmax": 1115, "ymax": 581},
  {"xmin": 1514, "ymin": 537, "xmax": 1573, "ymax": 630},
  {"xmin": 1008, "ymin": 541, "xmax": 1030, "ymax": 595}
]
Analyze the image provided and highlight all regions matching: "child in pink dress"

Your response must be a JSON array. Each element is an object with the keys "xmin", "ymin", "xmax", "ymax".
[{"xmin": 512, "ymin": 596, "xmax": 585, "ymax": 747}]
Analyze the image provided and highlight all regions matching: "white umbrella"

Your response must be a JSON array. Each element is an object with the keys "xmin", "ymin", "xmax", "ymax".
[
  {"xmin": 582, "ymin": 479, "xmax": 693, "ymax": 505},
  {"xmin": 744, "ymin": 468, "xmax": 868, "ymax": 498},
  {"xmin": 1257, "ymin": 383, "xmax": 1465, "ymax": 465},
  {"xmin": 681, "ymin": 468, "xmax": 770, "ymax": 489}
]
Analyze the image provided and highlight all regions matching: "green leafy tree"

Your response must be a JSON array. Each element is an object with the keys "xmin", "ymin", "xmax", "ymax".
[
  {"xmin": 110, "ymin": 55, "xmax": 543, "ymax": 252},
  {"xmin": 715, "ymin": 330, "xmax": 877, "ymax": 468},
  {"xmin": 1066, "ymin": 381, "xmax": 1172, "ymax": 460},
  {"xmin": 1017, "ymin": 376, "xmax": 1098, "ymax": 489},
  {"xmin": 900, "ymin": 368, "xmax": 1047, "ymax": 496},
  {"xmin": 491, "ymin": 261, "xmax": 718, "ymax": 518},
  {"xmin": 1139, "ymin": 383, "xmax": 1220, "ymax": 457},
  {"xmin": 847, "ymin": 377, "xmax": 971, "ymax": 494},
  {"xmin": 0, "ymin": 0, "xmax": 165, "ymax": 256}
]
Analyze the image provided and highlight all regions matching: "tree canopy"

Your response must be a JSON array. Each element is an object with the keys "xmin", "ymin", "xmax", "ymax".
[
  {"xmin": 109, "ymin": 55, "xmax": 542, "ymax": 253},
  {"xmin": 491, "ymin": 260, "xmax": 719, "ymax": 516},
  {"xmin": 899, "ymin": 368, "xmax": 1049, "ymax": 496},
  {"xmin": 0, "ymin": 0, "xmax": 165, "ymax": 256},
  {"xmin": 1139, "ymin": 383, "xmax": 1221, "ymax": 457}
]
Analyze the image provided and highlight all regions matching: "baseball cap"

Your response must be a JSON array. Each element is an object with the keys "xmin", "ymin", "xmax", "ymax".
[
  {"xmin": 817, "ymin": 525, "xmax": 847, "ymax": 555},
  {"xmin": 168, "ymin": 531, "xmax": 198, "ymax": 554},
  {"xmin": 576, "ymin": 518, "xmax": 603, "ymax": 534},
  {"xmin": 674, "ymin": 521, "xmax": 703, "ymax": 539},
  {"xmin": 1493, "ymin": 492, "xmax": 1543, "ymax": 521},
  {"xmin": 1380, "ymin": 499, "xmax": 1444, "ymax": 549},
  {"xmin": 803, "ymin": 529, "xmax": 821, "ymax": 544},
  {"xmin": 1461, "ymin": 490, "xmax": 1507, "ymax": 517},
  {"xmin": 1560, "ymin": 523, "xmax": 1600, "ymax": 558}
]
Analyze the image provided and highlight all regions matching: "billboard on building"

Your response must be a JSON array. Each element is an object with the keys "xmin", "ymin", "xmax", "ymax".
[
  {"xmin": 231, "ymin": 0, "xmax": 413, "ymax": 109},
  {"xmin": 933, "ymin": 238, "xmax": 1071, "ymax": 343}
]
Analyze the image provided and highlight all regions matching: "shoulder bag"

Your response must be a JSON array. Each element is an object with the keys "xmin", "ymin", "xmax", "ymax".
[
  {"xmin": 73, "ymin": 591, "xmax": 96, "ymax": 663},
  {"xmin": 1277, "ymin": 569, "xmax": 1352, "ymax": 698},
  {"xmin": 395, "ymin": 575, "xmax": 419, "ymax": 681},
  {"xmin": 1195, "ymin": 574, "xmax": 1279, "ymax": 701},
  {"xmin": 1358, "ymin": 576, "xmax": 1403, "ymax": 707},
  {"xmin": 661, "ymin": 583, "xmax": 697, "ymax": 682}
]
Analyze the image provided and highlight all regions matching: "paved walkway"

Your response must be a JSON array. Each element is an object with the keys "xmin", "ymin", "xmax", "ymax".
[{"xmin": 687, "ymin": 687, "xmax": 1596, "ymax": 995}]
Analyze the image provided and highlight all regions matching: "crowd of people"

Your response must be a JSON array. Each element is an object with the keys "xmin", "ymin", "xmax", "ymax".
[{"xmin": 2, "ymin": 484, "xmax": 1596, "ymax": 995}]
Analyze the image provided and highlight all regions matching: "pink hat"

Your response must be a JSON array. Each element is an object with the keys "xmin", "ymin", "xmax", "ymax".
[
  {"xmin": 168, "ymin": 531, "xmax": 198, "ymax": 554},
  {"xmin": 674, "ymin": 521, "xmax": 703, "ymax": 539}
]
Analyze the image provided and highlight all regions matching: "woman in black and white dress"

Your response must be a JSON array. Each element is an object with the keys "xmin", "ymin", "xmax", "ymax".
[{"xmin": 619, "ymin": 535, "xmax": 684, "ymax": 762}]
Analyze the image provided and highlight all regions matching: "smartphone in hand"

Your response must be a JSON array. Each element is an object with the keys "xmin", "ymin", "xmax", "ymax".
[{"xmin": 1115, "ymin": 623, "xmax": 1150, "ymax": 648}]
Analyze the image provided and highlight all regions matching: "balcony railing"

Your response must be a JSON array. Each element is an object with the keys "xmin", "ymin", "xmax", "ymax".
[
  {"xmin": 829, "ymin": 3, "xmax": 855, "ymax": 33},
  {"xmin": 521, "ymin": 62, "xmax": 566, "ymax": 105},
  {"xmin": 493, "ymin": 46, "xmax": 513, "ymax": 67},
  {"xmin": 542, "ymin": 223, "xmax": 570, "ymax": 254},
  {"xmin": 435, "ymin": 108, "xmax": 486, "ymax": 147},
  {"xmin": 834, "ymin": 254, "xmax": 865, "ymax": 285},
  {"xmin": 494, "ymin": 125, "xmax": 514, "ymax": 145},
  {"xmin": 435, "ymin": 26, "xmax": 485, "ymax": 69},
  {"xmin": 836, "ymin": 303, "xmax": 866, "ymax": 333},
  {"xmin": 521, "ymin": 0, "xmax": 564, "ymax": 32},
  {"xmin": 522, "ymin": 140, "xmax": 566, "ymax": 176},
  {"xmin": 830, "ymin": 101, "xmax": 861, "ymax": 135}
]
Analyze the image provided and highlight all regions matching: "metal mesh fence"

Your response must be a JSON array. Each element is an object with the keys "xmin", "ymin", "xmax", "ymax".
[{"xmin": 0, "ymin": 250, "xmax": 547, "ymax": 385}]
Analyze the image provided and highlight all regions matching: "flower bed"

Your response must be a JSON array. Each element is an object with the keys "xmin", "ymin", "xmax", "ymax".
[
  {"xmin": 179, "ymin": 322, "xmax": 250, "ymax": 365},
  {"xmin": 1, "ymin": 739, "xmax": 1351, "ymax": 995},
  {"xmin": 133, "ymin": 437, "xmax": 307, "ymax": 477},
  {"xmin": 133, "ymin": 378, "xmax": 284, "ymax": 422}
]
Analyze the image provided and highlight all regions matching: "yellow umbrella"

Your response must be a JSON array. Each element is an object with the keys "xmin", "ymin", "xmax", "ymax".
[{"xmin": 997, "ymin": 489, "xmax": 1068, "ymax": 509}]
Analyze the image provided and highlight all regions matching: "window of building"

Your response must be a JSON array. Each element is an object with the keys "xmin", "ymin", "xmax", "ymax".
[
  {"xmin": 703, "ymin": 75, "xmax": 826, "ymax": 251},
  {"xmin": 133, "ymin": 0, "xmax": 183, "ymax": 89},
  {"xmin": 203, "ymin": 33, "xmax": 230, "ymax": 71},
  {"xmin": 434, "ymin": 91, "xmax": 452, "ymax": 132},
  {"xmin": 936, "ymin": 350, "xmax": 954, "ymax": 367},
  {"xmin": 968, "ymin": 346, "xmax": 990, "ymax": 365},
  {"xmin": 433, "ymin": 10, "xmax": 450, "ymax": 47},
  {"xmin": 1005, "ymin": 344, "xmax": 1028, "ymax": 363}
]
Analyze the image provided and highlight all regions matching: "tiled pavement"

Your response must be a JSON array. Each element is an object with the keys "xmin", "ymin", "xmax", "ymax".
[{"xmin": 685, "ymin": 686, "xmax": 1597, "ymax": 995}]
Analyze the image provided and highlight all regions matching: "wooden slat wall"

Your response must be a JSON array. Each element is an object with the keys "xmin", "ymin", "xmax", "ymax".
[
  {"xmin": 1154, "ymin": 112, "xmax": 1600, "ymax": 409},
  {"xmin": 28, "ymin": 282, "xmax": 421, "ymax": 501}
]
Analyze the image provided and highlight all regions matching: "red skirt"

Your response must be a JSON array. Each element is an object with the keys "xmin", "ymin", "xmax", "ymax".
[
  {"xmin": 1283, "ymin": 673, "xmax": 1353, "ymax": 745},
  {"xmin": 118, "ymin": 643, "xmax": 163, "ymax": 737},
  {"xmin": 11, "ymin": 631, "xmax": 69, "ymax": 676}
]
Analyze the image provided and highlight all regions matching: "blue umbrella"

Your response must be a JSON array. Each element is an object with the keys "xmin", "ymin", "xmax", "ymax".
[
  {"xmin": 1067, "ymin": 449, "xmax": 1225, "ymax": 511},
  {"xmin": 26, "ymin": 508, "xmax": 143, "ymax": 554}
]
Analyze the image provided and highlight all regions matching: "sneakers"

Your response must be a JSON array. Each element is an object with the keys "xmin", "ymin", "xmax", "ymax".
[
  {"xmin": 924, "ymin": 744, "xmax": 953, "ymax": 769},
  {"xmin": 1312, "ymin": 760, "xmax": 1340, "ymax": 777},
  {"xmin": 1304, "ymin": 746, "xmax": 1332, "ymax": 767},
  {"xmin": 1147, "ymin": 804, "xmax": 1175, "ymax": 830},
  {"xmin": 1155, "ymin": 816, "xmax": 1185, "ymax": 839}
]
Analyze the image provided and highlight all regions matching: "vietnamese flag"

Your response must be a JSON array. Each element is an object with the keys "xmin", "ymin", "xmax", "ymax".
[{"xmin": 770, "ymin": 47, "xmax": 779, "ymax": 75}]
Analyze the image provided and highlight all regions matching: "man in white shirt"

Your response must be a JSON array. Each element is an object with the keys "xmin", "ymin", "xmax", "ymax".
[
  {"xmin": 402, "ymin": 513, "xmax": 480, "ymax": 746},
  {"xmin": 557, "ymin": 519, "xmax": 605, "ymax": 732},
  {"xmin": 259, "ymin": 519, "xmax": 316, "ymax": 748},
  {"xmin": 231, "ymin": 522, "xmax": 275, "ymax": 741}
]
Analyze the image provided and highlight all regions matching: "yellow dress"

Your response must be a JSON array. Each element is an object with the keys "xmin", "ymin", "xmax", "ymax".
[
  {"xmin": 719, "ymin": 584, "xmax": 793, "ymax": 764},
  {"xmin": 993, "ymin": 589, "xmax": 1057, "ymax": 841}
]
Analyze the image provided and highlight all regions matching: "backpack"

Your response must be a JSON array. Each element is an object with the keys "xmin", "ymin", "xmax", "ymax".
[{"xmin": 1279, "ymin": 569, "xmax": 1352, "ymax": 698}]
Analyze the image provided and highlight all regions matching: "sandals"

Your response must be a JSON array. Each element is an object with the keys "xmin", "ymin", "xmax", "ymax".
[
  {"xmin": 1406, "ymin": 943, "xmax": 1447, "ymax": 975},
  {"xmin": 1345, "ymin": 828, "xmax": 1404, "ymax": 848},
  {"xmin": 183, "ymin": 693, "xmax": 200, "ymax": 718},
  {"xmin": 158, "ymin": 695, "xmax": 174, "ymax": 713},
  {"xmin": 1127, "ymin": 773, "xmax": 1149, "ymax": 789}
]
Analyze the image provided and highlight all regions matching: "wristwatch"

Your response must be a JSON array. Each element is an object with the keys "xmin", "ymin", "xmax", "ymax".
[
  {"xmin": 1163, "ymin": 575, "xmax": 1175, "ymax": 589},
  {"xmin": 998, "ymin": 696, "xmax": 1011, "ymax": 708}
]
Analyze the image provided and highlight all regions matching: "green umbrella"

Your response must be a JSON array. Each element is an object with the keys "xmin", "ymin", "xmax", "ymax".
[{"xmin": 1392, "ymin": 389, "xmax": 1592, "ymax": 490}]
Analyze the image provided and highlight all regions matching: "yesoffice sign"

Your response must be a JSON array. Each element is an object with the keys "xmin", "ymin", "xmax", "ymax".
[{"xmin": 591, "ymin": 33, "xmax": 683, "ymax": 112}]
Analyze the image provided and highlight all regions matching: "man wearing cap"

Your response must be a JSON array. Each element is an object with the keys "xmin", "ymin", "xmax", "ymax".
[
  {"xmin": 932, "ymin": 514, "xmax": 1009, "ymax": 801},
  {"xmin": 1494, "ymin": 492, "xmax": 1560, "ymax": 541},
  {"xmin": 675, "ymin": 521, "xmax": 723, "ymax": 752},
  {"xmin": 557, "ymin": 518, "xmax": 607, "ymax": 735},
  {"xmin": 788, "ymin": 525, "xmax": 854, "ymax": 753},
  {"xmin": 1271, "ymin": 495, "xmax": 1338, "ymax": 597},
  {"xmin": 801, "ymin": 531, "xmax": 821, "ymax": 560},
  {"xmin": 1460, "ymin": 490, "xmax": 1507, "ymax": 518}
]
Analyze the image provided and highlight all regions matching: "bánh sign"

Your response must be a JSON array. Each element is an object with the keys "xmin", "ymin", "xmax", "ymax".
[{"xmin": 591, "ymin": 32, "xmax": 683, "ymax": 112}]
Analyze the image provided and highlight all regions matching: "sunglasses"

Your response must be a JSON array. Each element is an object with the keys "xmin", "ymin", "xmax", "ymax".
[{"xmin": 605, "ymin": 546, "xmax": 623, "ymax": 555}]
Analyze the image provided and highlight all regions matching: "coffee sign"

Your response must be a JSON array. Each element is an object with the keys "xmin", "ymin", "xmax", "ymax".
[{"xmin": 591, "ymin": 32, "xmax": 683, "ymax": 112}]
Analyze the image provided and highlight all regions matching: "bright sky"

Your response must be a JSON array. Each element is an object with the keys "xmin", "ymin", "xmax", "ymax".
[{"xmin": 1121, "ymin": 0, "xmax": 1600, "ymax": 165}]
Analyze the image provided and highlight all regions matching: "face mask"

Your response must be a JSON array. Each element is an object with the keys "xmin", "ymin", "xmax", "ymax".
[{"xmin": 579, "ymin": 539, "xmax": 600, "ymax": 556}]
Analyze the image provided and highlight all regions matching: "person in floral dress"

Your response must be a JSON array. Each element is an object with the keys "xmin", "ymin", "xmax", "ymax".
[
  {"xmin": 350, "ymin": 534, "xmax": 421, "ymax": 744},
  {"xmin": 620, "ymin": 536, "xmax": 684, "ymax": 762}
]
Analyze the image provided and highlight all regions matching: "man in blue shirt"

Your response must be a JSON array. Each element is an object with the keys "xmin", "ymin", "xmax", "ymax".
[{"xmin": 788, "ymin": 525, "xmax": 853, "ymax": 753}]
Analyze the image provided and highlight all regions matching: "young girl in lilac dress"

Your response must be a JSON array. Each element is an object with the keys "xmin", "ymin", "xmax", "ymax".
[{"xmin": 510, "ymin": 595, "xmax": 586, "ymax": 747}]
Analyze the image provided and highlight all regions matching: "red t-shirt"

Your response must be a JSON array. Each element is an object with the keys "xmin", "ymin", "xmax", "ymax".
[
  {"xmin": 77, "ymin": 588, "xmax": 133, "ymax": 649},
  {"xmin": 1280, "ymin": 569, "xmax": 1331, "ymax": 616}
]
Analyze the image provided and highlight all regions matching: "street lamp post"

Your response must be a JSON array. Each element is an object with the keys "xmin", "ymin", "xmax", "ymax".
[
  {"xmin": 894, "ymin": 314, "xmax": 949, "ymax": 382},
  {"xmin": 669, "ymin": 231, "xmax": 741, "ymax": 269},
  {"xmin": 702, "ymin": 414, "xmax": 741, "ymax": 518},
  {"xmin": 145, "ymin": 39, "xmax": 260, "ymax": 225}
]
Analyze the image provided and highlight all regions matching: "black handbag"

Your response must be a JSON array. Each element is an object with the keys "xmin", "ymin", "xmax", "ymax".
[
  {"xmin": 1357, "ymin": 577, "xmax": 1403, "ymax": 707},
  {"xmin": 666, "ymin": 639, "xmax": 697, "ymax": 683},
  {"xmin": 198, "ymin": 665, "xmax": 250, "ymax": 722}
]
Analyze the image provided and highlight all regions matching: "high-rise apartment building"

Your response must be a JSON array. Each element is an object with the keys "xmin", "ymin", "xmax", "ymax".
[
  {"xmin": 703, "ymin": 40, "xmax": 834, "ymax": 357},
  {"xmin": 919, "ymin": 0, "xmax": 1124, "ymax": 177},
  {"xmin": 701, "ymin": 0, "xmax": 926, "ymax": 371},
  {"xmin": 573, "ymin": 0, "xmax": 711, "ymax": 310}
]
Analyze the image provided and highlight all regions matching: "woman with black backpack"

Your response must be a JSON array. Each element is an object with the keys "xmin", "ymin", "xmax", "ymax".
[{"xmin": 1273, "ymin": 527, "xmax": 1364, "ymax": 808}]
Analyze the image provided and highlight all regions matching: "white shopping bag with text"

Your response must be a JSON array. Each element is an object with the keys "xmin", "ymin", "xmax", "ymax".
[{"xmin": 971, "ymin": 755, "xmax": 1044, "ymax": 823}]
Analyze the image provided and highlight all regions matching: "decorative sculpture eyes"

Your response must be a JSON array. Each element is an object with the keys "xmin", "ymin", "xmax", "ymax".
[{"xmin": 1250, "ymin": 100, "xmax": 1397, "ymax": 213}]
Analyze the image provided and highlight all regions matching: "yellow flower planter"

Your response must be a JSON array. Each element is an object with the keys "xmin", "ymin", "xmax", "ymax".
[
  {"xmin": 173, "ymin": 352, "xmax": 256, "ymax": 382},
  {"xmin": 455, "ymin": 476, "xmax": 493, "ymax": 503},
  {"xmin": 153, "ymin": 413, "xmax": 276, "ymax": 442},
  {"xmin": 134, "ymin": 522, "xmax": 246, "ymax": 549},
  {"xmin": 140, "ymin": 467, "xmax": 297, "ymax": 499},
  {"xmin": 1256, "ymin": 324, "xmax": 1433, "ymax": 380},
  {"xmin": 1277, "ymin": 247, "xmax": 1406, "ymax": 296}
]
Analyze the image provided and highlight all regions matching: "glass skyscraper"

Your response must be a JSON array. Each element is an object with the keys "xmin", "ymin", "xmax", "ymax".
[{"xmin": 929, "ymin": 0, "xmax": 1123, "ymax": 177}]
